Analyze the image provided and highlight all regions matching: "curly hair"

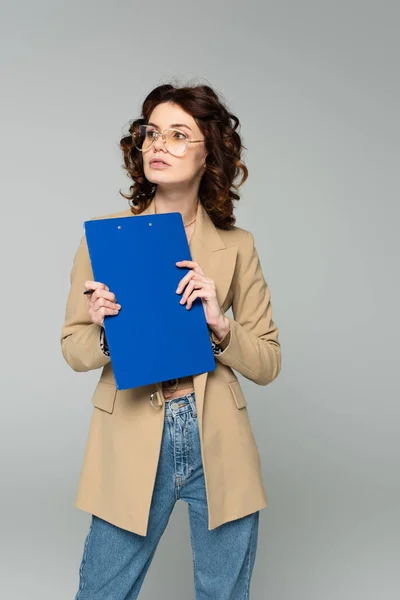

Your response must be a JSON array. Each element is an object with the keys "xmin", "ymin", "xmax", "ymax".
[{"xmin": 118, "ymin": 83, "xmax": 248, "ymax": 229}]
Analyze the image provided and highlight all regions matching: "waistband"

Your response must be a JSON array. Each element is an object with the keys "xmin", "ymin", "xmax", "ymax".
[
  {"xmin": 160, "ymin": 375, "xmax": 194, "ymax": 392},
  {"xmin": 149, "ymin": 378, "xmax": 194, "ymax": 409},
  {"xmin": 164, "ymin": 391, "xmax": 197, "ymax": 417}
]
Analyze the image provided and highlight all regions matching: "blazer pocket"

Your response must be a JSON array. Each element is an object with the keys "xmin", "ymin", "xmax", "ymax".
[
  {"xmin": 228, "ymin": 380, "xmax": 247, "ymax": 409},
  {"xmin": 91, "ymin": 379, "xmax": 117, "ymax": 414}
]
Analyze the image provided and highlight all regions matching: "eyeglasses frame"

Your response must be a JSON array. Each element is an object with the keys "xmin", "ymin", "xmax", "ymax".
[{"xmin": 132, "ymin": 124, "xmax": 205, "ymax": 157}]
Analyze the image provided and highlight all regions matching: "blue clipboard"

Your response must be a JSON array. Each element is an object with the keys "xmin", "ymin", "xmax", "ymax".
[{"xmin": 83, "ymin": 212, "xmax": 216, "ymax": 390}]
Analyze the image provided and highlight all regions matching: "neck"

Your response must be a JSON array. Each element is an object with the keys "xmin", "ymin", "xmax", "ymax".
[{"xmin": 153, "ymin": 189, "xmax": 199, "ymax": 224}]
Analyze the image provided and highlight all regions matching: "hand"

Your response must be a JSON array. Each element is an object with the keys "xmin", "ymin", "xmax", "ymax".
[
  {"xmin": 175, "ymin": 260, "xmax": 228, "ymax": 336},
  {"xmin": 84, "ymin": 280, "xmax": 121, "ymax": 326}
]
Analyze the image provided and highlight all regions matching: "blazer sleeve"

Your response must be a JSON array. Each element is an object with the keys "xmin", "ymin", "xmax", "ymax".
[
  {"xmin": 60, "ymin": 234, "xmax": 111, "ymax": 372},
  {"xmin": 216, "ymin": 230, "xmax": 281, "ymax": 386}
]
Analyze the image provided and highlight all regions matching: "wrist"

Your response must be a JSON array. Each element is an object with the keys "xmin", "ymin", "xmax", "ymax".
[{"xmin": 210, "ymin": 316, "xmax": 230, "ymax": 343}]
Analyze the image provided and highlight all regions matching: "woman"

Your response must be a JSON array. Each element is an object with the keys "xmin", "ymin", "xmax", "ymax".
[{"xmin": 61, "ymin": 83, "xmax": 281, "ymax": 599}]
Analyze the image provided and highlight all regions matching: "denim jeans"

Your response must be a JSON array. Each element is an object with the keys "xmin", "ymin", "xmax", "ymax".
[{"xmin": 74, "ymin": 391, "xmax": 260, "ymax": 599}]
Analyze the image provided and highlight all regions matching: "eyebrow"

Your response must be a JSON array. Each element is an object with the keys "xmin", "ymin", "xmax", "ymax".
[{"xmin": 147, "ymin": 122, "xmax": 192, "ymax": 131}]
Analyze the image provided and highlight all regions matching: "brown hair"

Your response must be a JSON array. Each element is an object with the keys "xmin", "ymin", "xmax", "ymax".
[{"xmin": 118, "ymin": 82, "xmax": 248, "ymax": 229}]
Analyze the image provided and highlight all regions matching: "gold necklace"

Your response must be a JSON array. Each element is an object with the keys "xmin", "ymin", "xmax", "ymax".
[
  {"xmin": 155, "ymin": 197, "xmax": 199, "ymax": 228},
  {"xmin": 184, "ymin": 197, "xmax": 199, "ymax": 228},
  {"xmin": 184, "ymin": 215, "xmax": 197, "ymax": 228}
]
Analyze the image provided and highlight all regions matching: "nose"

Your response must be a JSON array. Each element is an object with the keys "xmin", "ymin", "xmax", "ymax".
[{"xmin": 152, "ymin": 132, "xmax": 167, "ymax": 151}]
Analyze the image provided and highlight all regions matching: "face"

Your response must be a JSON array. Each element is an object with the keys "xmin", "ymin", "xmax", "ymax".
[{"xmin": 142, "ymin": 102, "xmax": 208, "ymax": 188}]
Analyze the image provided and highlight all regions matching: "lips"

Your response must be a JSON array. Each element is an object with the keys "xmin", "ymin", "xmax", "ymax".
[{"xmin": 150, "ymin": 159, "xmax": 170, "ymax": 165}]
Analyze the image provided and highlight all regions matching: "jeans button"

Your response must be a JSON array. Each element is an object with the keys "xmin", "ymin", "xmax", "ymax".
[{"xmin": 170, "ymin": 402, "xmax": 179, "ymax": 411}]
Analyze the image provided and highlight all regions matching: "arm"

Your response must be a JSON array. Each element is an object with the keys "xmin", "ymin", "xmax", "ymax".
[
  {"xmin": 214, "ymin": 231, "xmax": 281, "ymax": 386},
  {"xmin": 60, "ymin": 235, "xmax": 111, "ymax": 372}
]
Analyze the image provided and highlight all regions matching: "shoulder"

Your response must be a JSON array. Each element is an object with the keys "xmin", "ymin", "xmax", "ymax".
[
  {"xmin": 88, "ymin": 208, "xmax": 133, "ymax": 221},
  {"xmin": 215, "ymin": 225, "xmax": 260, "ymax": 274},
  {"xmin": 74, "ymin": 208, "xmax": 132, "ymax": 258},
  {"xmin": 217, "ymin": 224, "xmax": 255, "ymax": 250}
]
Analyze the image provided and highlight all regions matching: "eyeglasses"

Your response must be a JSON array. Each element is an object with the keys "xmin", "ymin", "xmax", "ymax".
[{"xmin": 132, "ymin": 124, "xmax": 205, "ymax": 157}]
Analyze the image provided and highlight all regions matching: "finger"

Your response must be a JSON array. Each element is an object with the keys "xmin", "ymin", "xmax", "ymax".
[
  {"xmin": 176, "ymin": 271, "xmax": 207, "ymax": 294},
  {"xmin": 181, "ymin": 279, "xmax": 214, "ymax": 304},
  {"xmin": 93, "ymin": 298, "xmax": 122, "ymax": 311},
  {"xmin": 176, "ymin": 271, "xmax": 194, "ymax": 294},
  {"xmin": 84, "ymin": 280, "xmax": 110, "ymax": 292},
  {"xmin": 179, "ymin": 278, "xmax": 205, "ymax": 304},
  {"xmin": 90, "ymin": 305, "xmax": 120, "ymax": 325},
  {"xmin": 185, "ymin": 289, "xmax": 208, "ymax": 309},
  {"xmin": 90, "ymin": 288, "xmax": 118, "ymax": 303},
  {"xmin": 96, "ymin": 305, "xmax": 120, "ymax": 315},
  {"xmin": 176, "ymin": 260, "xmax": 204, "ymax": 275},
  {"xmin": 84, "ymin": 281, "xmax": 116, "ymax": 302},
  {"xmin": 180, "ymin": 280, "xmax": 197, "ymax": 304}
]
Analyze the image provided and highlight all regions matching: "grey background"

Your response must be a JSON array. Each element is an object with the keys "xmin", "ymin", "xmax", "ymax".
[{"xmin": 1, "ymin": 1, "xmax": 399, "ymax": 598}]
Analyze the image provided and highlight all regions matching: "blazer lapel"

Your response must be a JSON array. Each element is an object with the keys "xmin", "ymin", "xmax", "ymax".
[
  {"xmin": 188, "ymin": 202, "xmax": 237, "ymax": 421},
  {"xmin": 189, "ymin": 201, "xmax": 237, "ymax": 310}
]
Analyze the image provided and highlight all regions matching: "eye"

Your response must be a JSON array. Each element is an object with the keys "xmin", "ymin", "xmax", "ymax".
[
  {"xmin": 147, "ymin": 129, "xmax": 158, "ymax": 139},
  {"xmin": 172, "ymin": 130, "xmax": 187, "ymax": 140}
]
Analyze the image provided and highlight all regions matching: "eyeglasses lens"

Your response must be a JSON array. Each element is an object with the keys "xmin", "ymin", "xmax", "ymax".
[{"xmin": 132, "ymin": 125, "xmax": 188, "ymax": 156}]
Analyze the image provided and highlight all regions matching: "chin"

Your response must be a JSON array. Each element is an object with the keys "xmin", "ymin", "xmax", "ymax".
[
  {"xmin": 144, "ymin": 167, "xmax": 163, "ymax": 178},
  {"xmin": 146, "ymin": 174, "xmax": 171, "ymax": 186}
]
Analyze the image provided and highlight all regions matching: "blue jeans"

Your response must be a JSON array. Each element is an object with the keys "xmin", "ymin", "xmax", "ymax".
[{"xmin": 74, "ymin": 391, "xmax": 259, "ymax": 599}]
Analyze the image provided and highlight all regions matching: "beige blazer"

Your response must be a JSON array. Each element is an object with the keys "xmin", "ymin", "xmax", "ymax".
[{"xmin": 61, "ymin": 198, "xmax": 281, "ymax": 536}]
